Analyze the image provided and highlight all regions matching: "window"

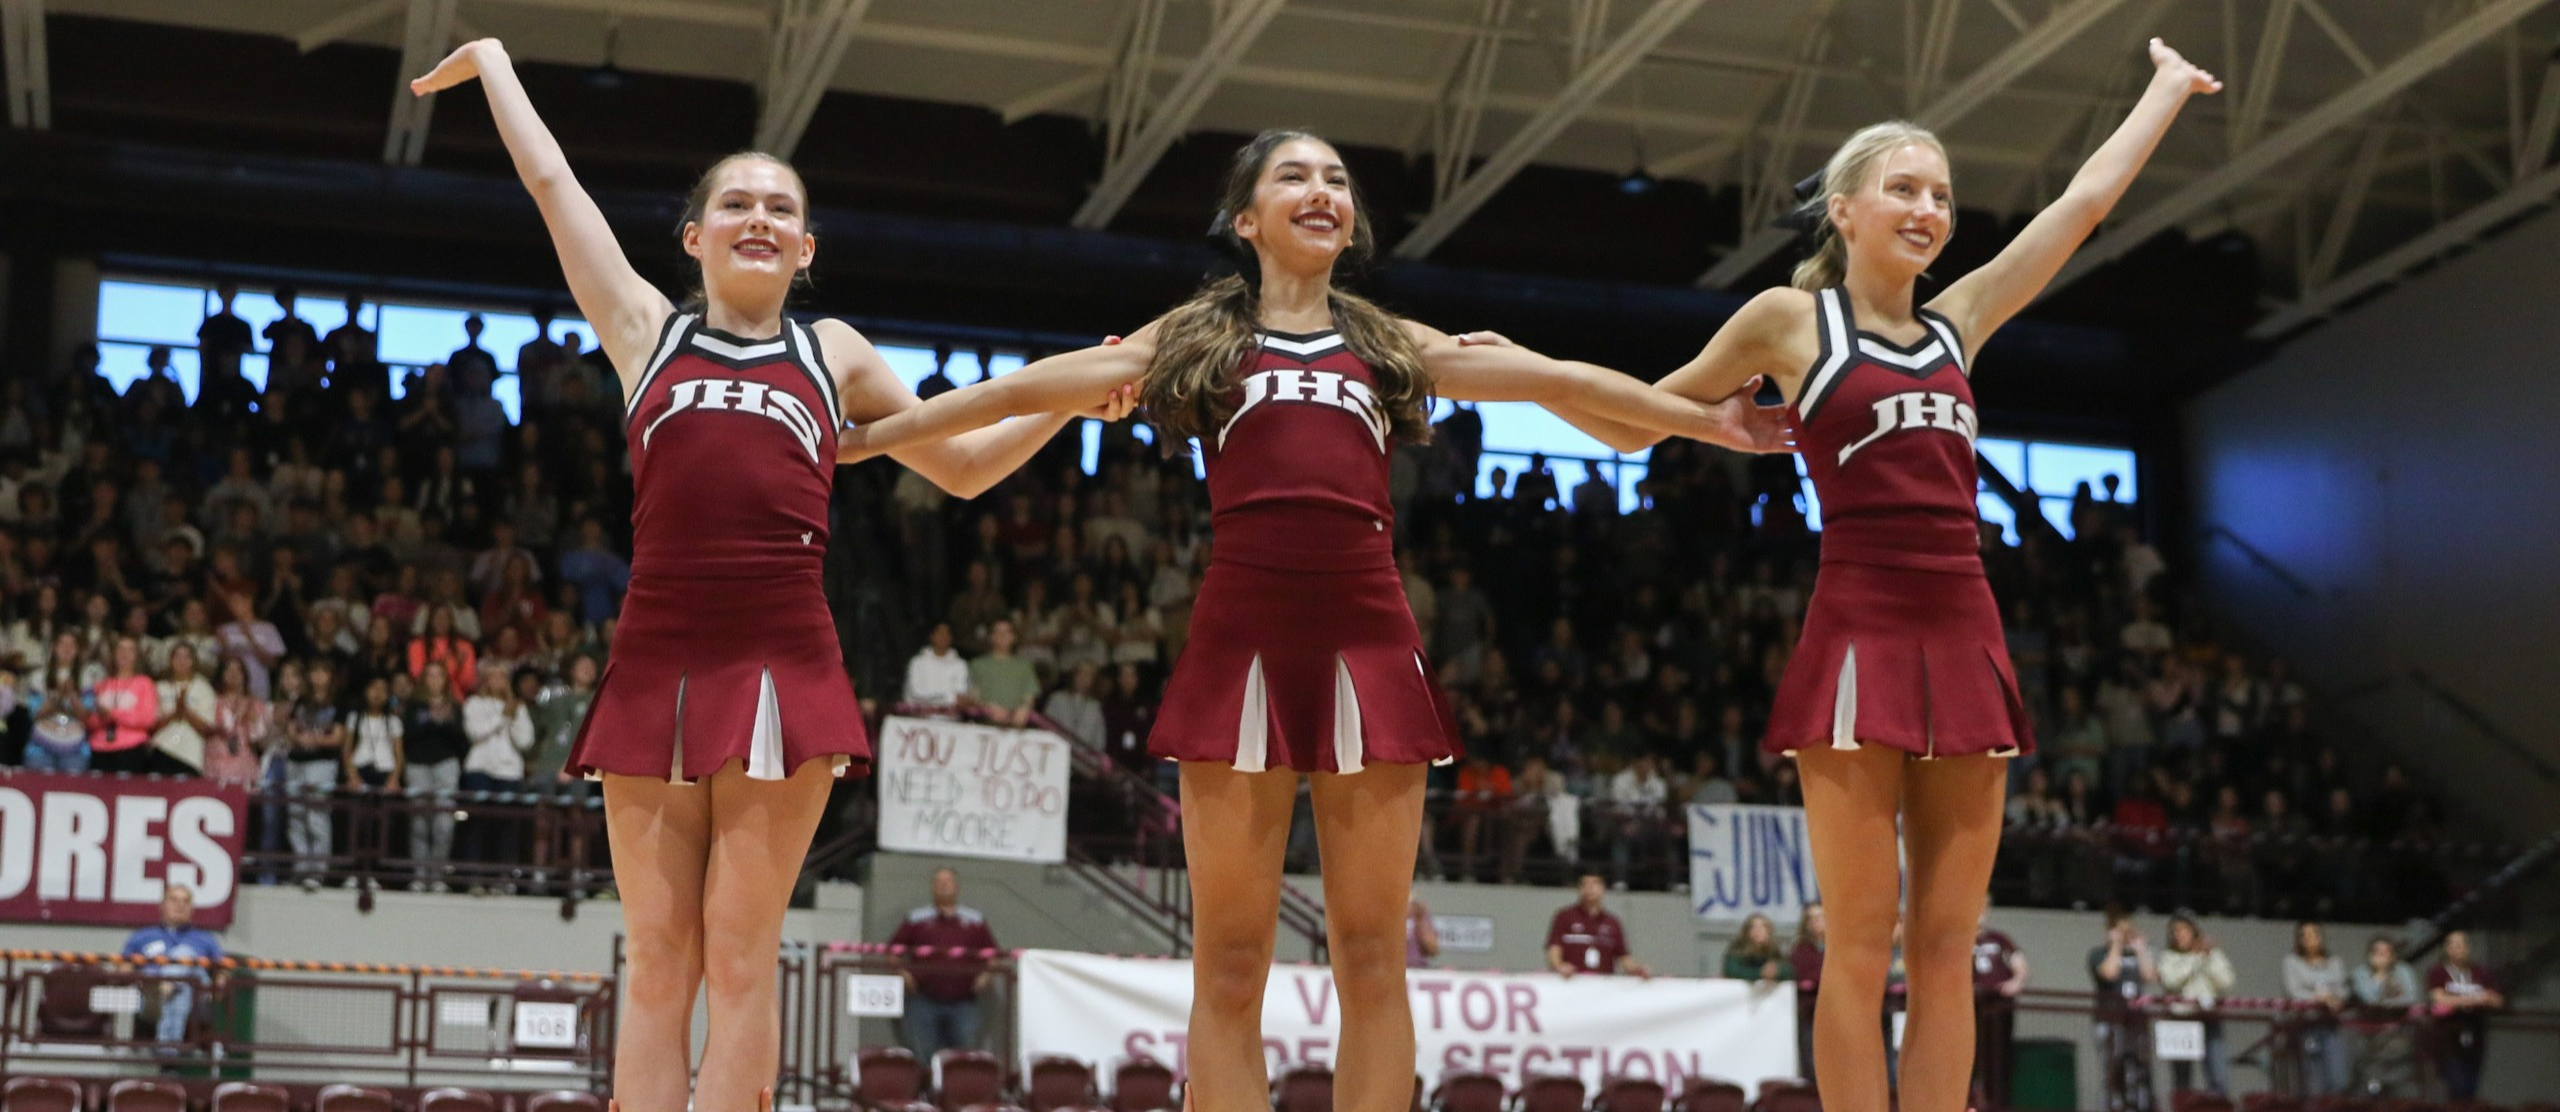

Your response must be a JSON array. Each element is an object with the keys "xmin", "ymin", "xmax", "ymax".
[
  {"xmin": 1435, "ymin": 399, "xmax": 1650, "ymax": 514},
  {"xmin": 1775, "ymin": 435, "xmax": 2135, "ymax": 544},
  {"xmin": 96, "ymin": 277, "xmax": 587, "ymax": 425}
]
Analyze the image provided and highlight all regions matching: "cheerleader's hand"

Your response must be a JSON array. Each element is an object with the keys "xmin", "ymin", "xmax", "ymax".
[
  {"xmin": 1077, "ymin": 336, "xmax": 1140, "ymax": 422},
  {"xmin": 410, "ymin": 38, "xmax": 505, "ymax": 96},
  {"xmin": 1719, "ymin": 378, "xmax": 1798, "ymax": 454},
  {"xmin": 2148, "ymin": 38, "xmax": 2223, "ymax": 96},
  {"xmin": 1455, "ymin": 330, "xmax": 1515, "ymax": 347}
]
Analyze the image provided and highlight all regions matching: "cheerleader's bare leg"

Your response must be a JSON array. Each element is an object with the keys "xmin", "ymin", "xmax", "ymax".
[
  {"xmin": 1178, "ymin": 761, "xmax": 1299, "ymax": 1111},
  {"xmin": 694, "ymin": 756, "xmax": 835, "ymax": 1111},
  {"xmin": 1795, "ymin": 745, "xmax": 1906, "ymax": 1112},
  {"xmin": 1897, "ymin": 755, "xmax": 2006, "ymax": 1112},
  {"xmin": 601, "ymin": 770, "xmax": 714, "ymax": 1110},
  {"xmin": 1309, "ymin": 762, "xmax": 1430, "ymax": 1112}
]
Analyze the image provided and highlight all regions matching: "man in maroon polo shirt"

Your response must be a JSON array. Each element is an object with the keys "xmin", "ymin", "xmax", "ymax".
[
  {"xmin": 886, "ymin": 868, "xmax": 1001, "ymax": 1063},
  {"xmin": 1545, "ymin": 874, "xmax": 1653, "ymax": 977}
]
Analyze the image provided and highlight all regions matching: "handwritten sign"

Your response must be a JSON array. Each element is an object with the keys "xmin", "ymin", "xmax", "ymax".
[
  {"xmin": 1687, "ymin": 805, "xmax": 1824, "ymax": 922},
  {"xmin": 876, "ymin": 717, "xmax": 1071, "ymax": 864}
]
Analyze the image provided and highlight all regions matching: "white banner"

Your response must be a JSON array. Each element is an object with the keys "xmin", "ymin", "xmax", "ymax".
[
  {"xmin": 1686, "ymin": 804, "xmax": 1822, "ymax": 922},
  {"xmin": 875, "ymin": 716, "xmax": 1072, "ymax": 863},
  {"xmin": 1015, "ymin": 949, "xmax": 1798, "ymax": 1090}
]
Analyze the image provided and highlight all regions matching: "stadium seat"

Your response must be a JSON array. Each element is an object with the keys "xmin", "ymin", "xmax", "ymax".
[
  {"xmin": 315, "ymin": 1084, "xmax": 398, "ymax": 1112},
  {"xmin": 1515, "ymin": 1074, "xmax": 1586, "ymax": 1112},
  {"xmin": 1598, "ymin": 1076, "xmax": 1668, "ymax": 1111},
  {"xmin": 2240, "ymin": 1093, "xmax": 2303, "ymax": 1112},
  {"xmin": 935, "ymin": 1049, "xmax": 1006, "ymax": 1111},
  {"xmin": 1271, "ymin": 1066, "xmax": 1334, "ymax": 1113},
  {"xmin": 208, "ymin": 1083, "xmax": 291, "ymax": 1113},
  {"xmin": 1025, "ymin": 1055, "xmax": 1097, "ymax": 1110},
  {"xmin": 523, "ymin": 1091, "xmax": 608, "ymax": 1112},
  {"xmin": 1430, "ymin": 1069, "xmax": 1505, "ymax": 1111},
  {"xmin": 104, "ymin": 1080, "xmax": 186, "ymax": 1113},
  {"xmin": 1, "ymin": 1076, "xmax": 84, "ymax": 1112},
  {"xmin": 857, "ymin": 1047, "xmax": 927, "ymax": 1109},
  {"xmin": 420, "ymin": 1087, "xmax": 501, "ymax": 1111},
  {"xmin": 1676, "ymin": 1077, "xmax": 1748, "ymax": 1111},
  {"xmin": 1107, "ymin": 1058, "xmax": 1176, "ymax": 1112},
  {"xmin": 2171, "ymin": 1090, "xmax": 2237, "ymax": 1112},
  {"xmin": 34, "ymin": 967, "xmax": 118, "ymax": 1039},
  {"xmin": 1749, "ymin": 1080, "xmax": 1820, "ymax": 1112}
]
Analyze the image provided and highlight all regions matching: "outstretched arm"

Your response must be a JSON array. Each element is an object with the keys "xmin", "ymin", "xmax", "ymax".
[
  {"xmin": 1930, "ymin": 39, "xmax": 2221, "ymax": 349},
  {"xmin": 821, "ymin": 320, "xmax": 1136, "ymax": 498},
  {"xmin": 411, "ymin": 41, "xmax": 673, "ymax": 384},
  {"xmin": 1414, "ymin": 323, "xmax": 1789, "ymax": 454},
  {"xmin": 834, "ymin": 322, "xmax": 1157, "ymax": 465}
]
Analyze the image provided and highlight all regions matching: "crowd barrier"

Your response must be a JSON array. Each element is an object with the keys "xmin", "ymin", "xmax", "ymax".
[{"xmin": 0, "ymin": 949, "xmax": 613, "ymax": 1098}]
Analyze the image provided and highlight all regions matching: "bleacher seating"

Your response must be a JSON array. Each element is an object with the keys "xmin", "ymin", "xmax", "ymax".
[
  {"xmin": 1515, "ymin": 1073, "xmax": 1585, "ymax": 1112},
  {"xmin": 1675, "ymin": 1077, "xmax": 1747, "ymax": 1111},
  {"xmin": 1269, "ymin": 1065, "xmax": 1333, "ymax": 1112},
  {"xmin": 207, "ymin": 1083, "xmax": 290, "ymax": 1112},
  {"xmin": 1597, "ymin": 1076, "xmax": 1668, "ymax": 1112},
  {"xmin": 932, "ymin": 1049, "xmax": 1005, "ymax": 1110},
  {"xmin": 1429, "ymin": 1070, "xmax": 1504, "ymax": 1111},
  {"xmin": 1104, "ymin": 1058, "xmax": 1174, "ymax": 1112},
  {"xmin": 103, "ymin": 1080, "xmax": 185, "ymax": 1113},
  {"xmin": 1021, "ymin": 1056, "xmax": 1095, "ymax": 1111},
  {"xmin": 2, "ymin": 1076, "xmax": 83, "ymax": 1113}
]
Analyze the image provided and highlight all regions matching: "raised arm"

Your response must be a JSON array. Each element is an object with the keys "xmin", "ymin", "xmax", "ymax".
[
  {"xmin": 1928, "ymin": 39, "xmax": 2221, "ymax": 348},
  {"xmin": 409, "ymin": 40, "xmax": 673, "ymax": 383},
  {"xmin": 821, "ymin": 319, "xmax": 1139, "ymax": 498},
  {"xmin": 1412, "ymin": 322, "xmax": 1789, "ymax": 454}
]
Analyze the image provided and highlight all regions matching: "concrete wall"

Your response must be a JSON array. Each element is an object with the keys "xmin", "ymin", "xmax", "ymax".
[{"xmin": 2184, "ymin": 204, "xmax": 2560, "ymax": 840}]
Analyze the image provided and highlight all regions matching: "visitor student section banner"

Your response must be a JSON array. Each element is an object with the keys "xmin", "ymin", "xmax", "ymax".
[
  {"xmin": 874, "ymin": 716, "xmax": 1071, "ymax": 864},
  {"xmin": 1015, "ymin": 949, "xmax": 1798, "ymax": 1089},
  {"xmin": 0, "ymin": 770, "xmax": 248, "ymax": 928}
]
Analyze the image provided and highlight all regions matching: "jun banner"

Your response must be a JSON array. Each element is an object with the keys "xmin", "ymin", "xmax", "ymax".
[
  {"xmin": 0, "ymin": 770, "xmax": 249, "ymax": 928},
  {"xmin": 1015, "ymin": 950, "xmax": 1799, "ymax": 1090},
  {"xmin": 874, "ymin": 716, "xmax": 1072, "ymax": 864},
  {"xmin": 1687, "ymin": 804, "xmax": 1823, "ymax": 923}
]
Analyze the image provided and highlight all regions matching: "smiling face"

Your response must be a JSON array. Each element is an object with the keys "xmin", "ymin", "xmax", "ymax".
[
  {"xmin": 682, "ymin": 154, "xmax": 815, "ymax": 317},
  {"xmin": 1230, "ymin": 135, "xmax": 1360, "ymax": 277},
  {"xmin": 1831, "ymin": 141, "xmax": 1953, "ymax": 283}
]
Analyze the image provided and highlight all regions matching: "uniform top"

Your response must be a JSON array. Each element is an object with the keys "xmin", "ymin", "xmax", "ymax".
[
  {"xmin": 1200, "ymin": 329, "xmax": 1397, "ymax": 571},
  {"xmin": 1546, "ymin": 905, "xmax": 1631, "ymax": 974},
  {"xmin": 623, "ymin": 313, "xmax": 842, "ymax": 580},
  {"xmin": 1789, "ymin": 288, "xmax": 1984, "ymax": 574},
  {"xmin": 1972, "ymin": 928, "xmax": 2021, "ymax": 990}
]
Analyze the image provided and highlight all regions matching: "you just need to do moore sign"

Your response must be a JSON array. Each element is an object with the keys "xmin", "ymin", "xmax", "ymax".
[
  {"xmin": 0, "ymin": 771, "xmax": 249, "ymax": 928},
  {"xmin": 876, "ymin": 716, "xmax": 1072, "ymax": 864}
]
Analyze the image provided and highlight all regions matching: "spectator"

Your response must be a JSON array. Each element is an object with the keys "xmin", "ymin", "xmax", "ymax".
[
  {"xmin": 2351, "ymin": 935, "xmax": 2422, "ymax": 1091},
  {"xmin": 408, "ymin": 605, "xmax": 477, "ymax": 701},
  {"xmin": 2158, "ymin": 913, "xmax": 2236, "ymax": 1097},
  {"xmin": 556, "ymin": 517, "xmax": 630, "ymax": 626},
  {"xmin": 2283, "ymin": 921, "xmax": 2351, "ymax": 1098},
  {"xmin": 1447, "ymin": 753, "xmax": 1513, "ymax": 879},
  {"xmin": 149, "ymin": 642, "xmax": 217, "ymax": 776},
  {"xmin": 1606, "ymin": 751, "xmax": 1668, "ymax": 883},
  {"xmin": 196, "ymin": 281, "xmax": 253, "ymax": 382},
  {"xmin": 403, "ymin": 661, "xmax": 467, "ymax": 891},
  {"xmin": 203, "ymin": 658, "xmax": 267, "ymax": 788},
  {"xmin": 284, "ymin": 661, "xmax": 348, "ymax": 889},
  {"xmin": 1406, "ymin": 899, "xmax": 1440, "ymax": 968},
  {"xmin": 120, "ymin": 885, "xmax": 224, "ymax": 1050},
  {"xmin": 1973, "ymin": 910, "xmax": 2029, "ymax": 1109},
  {"xmin": 529, "ymin": 654, "xmax": 599, "ymax": 789},
  {"xmin": 2089, "ymin": 909, "xmax": 2157, "ymax": 1113},
  {"xmin": 1546, "ymin": 874, "xmax": 1651, "ymax": 977},
  {"xmin": 888, "ymin": 867, "xmax": 1001, "ymax": 1064},
  {"xmin": 2119, "ymin": 595, "xmax": 2173, "ymax": 658},
  {"xmin": 460, "ymin": 667, "xmax": 535, "ymax": 886},
  {"xmin": 904, "ymin": 623, "xmax": 968, "ymax": 709},
  {"xmin": 968, "ymin": 619, "xmax": 1039, "ymax": 728},
  {"xmin": 946, "ymin": 561, "xmax": 1006, "ymax": 655},
  {"xmin": 1098, "ymin": 662, "xmax": 1154, "ymax": 773},
  {"xmin": 88, "ymin": 634, "xmax": 160, "ymax": 774},
  {"xmin": 24, "ymin": 674, "xmax": 89, "ymax": 772},
  {"xmin": 1041, "ymin": 662, "xmax": 1104, "ymax": 748},
  {"xmin": 1722, "ymin": 913, "xmax": 1793, "ymax": 986},
  {"xmin": 344, "ymin": 675, "xmax": 404, "ymax": 792},
  {"xmin": 2427, "ymin": 930, "xmax": 2503, "ymax": 1101},
  {"xmin": 1791, "ymin": 902, "xmax": 1828, "ymax": 991},
  {"xmin": 1686, "ymin": 750, "xmax": 1739, "ymax": 805}
]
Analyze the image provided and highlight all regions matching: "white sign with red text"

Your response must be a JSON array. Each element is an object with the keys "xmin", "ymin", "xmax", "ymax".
[
  {"xmin": 0, "ymin": 771, "xmax": 248, "ymax": 927},
  {"xmin": 875, "ymin": 717, "xmax": 1071, "ymax": 864},
  {"xmin": 1015, "ymin": 949, "xmax": 1799, "ymax": 1090}
]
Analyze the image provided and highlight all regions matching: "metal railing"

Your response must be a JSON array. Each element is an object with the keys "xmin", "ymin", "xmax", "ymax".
[
  {"xmin": 232, "ymin": 781, "xmax": 611, "ymax": 903},
  {"xmin": 0, "ymin": 950, "xmax": 612, "ymax": 1094}
]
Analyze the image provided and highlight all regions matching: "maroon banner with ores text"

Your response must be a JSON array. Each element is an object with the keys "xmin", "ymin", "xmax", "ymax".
[{"xmin": 0, "ymin": 770, "xmax": 249, "ymax": 928}]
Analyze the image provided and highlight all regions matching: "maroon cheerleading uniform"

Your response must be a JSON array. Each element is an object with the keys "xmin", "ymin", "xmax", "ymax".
[
  {"xmin": 1761, "ymin": 289, "xmax": 2033, "ymax": 759},
  {"xmin": 1149, "ymin": 328, "xmax": 1460, "ymax": 772},
  {"xmin": 568, "ymin": 313, "xmax": 871, "ymax": 782}
]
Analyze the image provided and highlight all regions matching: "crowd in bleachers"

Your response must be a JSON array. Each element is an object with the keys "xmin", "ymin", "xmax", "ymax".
[{"xmin": 0, "ymin": 281, "xmax": 2496, "ymax": 920}]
